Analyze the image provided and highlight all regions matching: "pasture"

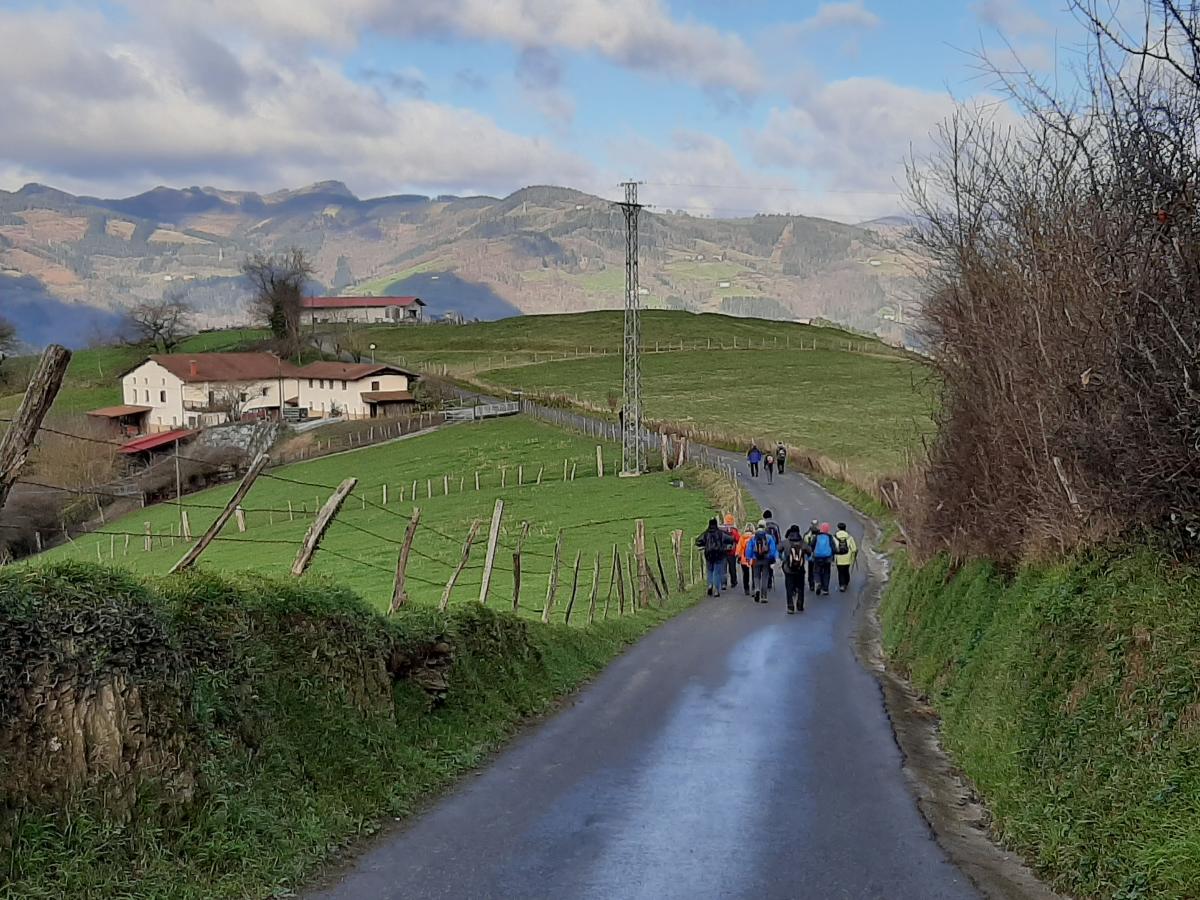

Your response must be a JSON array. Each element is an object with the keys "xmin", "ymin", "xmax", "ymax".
[{"xmin": 41, "ymin": 417, "xmax": 717, "ymax": 617}]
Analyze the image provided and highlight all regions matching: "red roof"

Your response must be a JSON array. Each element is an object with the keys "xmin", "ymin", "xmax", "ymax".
[
  {"xmin": 297, "ymin": 361, "xmax": 418, "ymax": 380},
  {"xmin": 88, "ymin": 405, "xmax": 152, "ymax": 418},
  {"xmin": 120, "ymin": 428, "xmax": 196, "ymax": 455},
  {"xmin": 126, "ymin": 352, "xmax": 301, "ymax": 383},
  {"xmin": 301, "ymin": 296, "xmax": 424, "ymax": 309},
  {"xmin": 361, "ymin": 391, "xmax": 415, "ymax": 403}
]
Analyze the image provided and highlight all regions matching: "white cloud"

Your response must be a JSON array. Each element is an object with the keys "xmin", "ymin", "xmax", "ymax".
[
  {"xmin": 972, "ymin": 0, "xmax": 1052, "ymax": 38},
  {"xmin": 0, "ymin": 7, "xmax": 591, "ymax": 198},
  {"xmin": 793, "ymin": 1, "xmax": 882, "ymax": 34},
  {"xmin": 125, "ymin": 0, "xmax": 762, "ymax": 97}
]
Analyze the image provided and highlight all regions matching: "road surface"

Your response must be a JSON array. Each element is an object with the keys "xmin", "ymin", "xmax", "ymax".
[{"xmin": 307, "ymin": 463, "xmax": 982, "ymax": 900}]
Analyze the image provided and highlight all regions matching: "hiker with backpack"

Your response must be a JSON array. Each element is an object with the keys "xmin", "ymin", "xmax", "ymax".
[
  {"xmin": 804, "ymin": 520, "xmax": 821, "ymax": 592},
  {"xmin": 779, "ymin": 525, "xmax": 810, "ymax": 613},
  {"xmin": 747, "ymin": 521, "xmax": 778, "ymax": 603},
  {"xmin": 695, "ymin": 518, "xmax": 733, "ymax": 597},
  {"xmin": 763, "ymin": 510, "xmax": 783, "ymax": 591},
  {"xmin": 764, "ymin": 452, "xmax": 775, "ymax": 483},
  {"xmin": 809, "ymin": 523, "xmax": 836, "ymax": 596},
  {"xmin": 834, "ymin": 522, "xmax": 859, "ymax": 592},
  {"xmin": 747, "ymin": 444, "xmax": 763, "ymax": 477},
  {"xmin": 776, "ymin": 444, "xmax": 787, "ymax": 474},
  {"xmin": 737, "ymin": 522, "xmax": 756, "ymax": 596},
  {"xmin": 719, "ymin": 515, "xmax": 741, "ymax": 589}
]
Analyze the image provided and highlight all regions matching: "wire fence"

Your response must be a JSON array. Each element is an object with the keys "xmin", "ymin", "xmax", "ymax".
[{"xmin": 1, "ymin": 411, "xmax": 707, "ymax": 624}]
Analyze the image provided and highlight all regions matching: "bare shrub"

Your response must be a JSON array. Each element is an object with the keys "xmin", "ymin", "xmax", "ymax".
[{"xmin": 907, "ymin": 1, "xmax": 1200, "ymax": 563}]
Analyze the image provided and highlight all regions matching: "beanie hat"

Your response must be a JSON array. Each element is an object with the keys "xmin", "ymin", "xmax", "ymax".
[
  {"xmin": 820, "ymin": 522, "xmax": 831, "ymax": 534},
  {"xmin": 724, "ymin": 514, "xmax": 735, "ymax": 525}
]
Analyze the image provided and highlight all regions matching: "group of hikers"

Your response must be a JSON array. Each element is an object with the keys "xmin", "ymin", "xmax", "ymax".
[
  {"xmin": 695, "ymin": 512, "xmax": 858, "ymax": 613},
  {"xmin": 746, "ymin": 444, "xmax": 787, "ymax": 483}
]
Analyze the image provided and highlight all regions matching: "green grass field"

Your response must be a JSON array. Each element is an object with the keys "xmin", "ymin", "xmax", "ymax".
[
  {"xmin": 44, "ymin": 417, "xmax": 716, "ymax": 615},
  {"xmin": 479, "ymin": 349, "xmax": 933, "ymax": 476}
]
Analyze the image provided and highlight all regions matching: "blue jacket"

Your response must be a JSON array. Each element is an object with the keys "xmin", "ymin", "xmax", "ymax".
[
  {"xmin": 747, "ymin": 530, "xmax": 777, "ymax": 563},
  {"xmin": 747, "ymin": 448, "xmax": 763, "ymax": 464}
]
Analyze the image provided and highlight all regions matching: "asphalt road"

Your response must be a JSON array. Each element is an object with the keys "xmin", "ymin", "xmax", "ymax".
[{"xmin": 307, "ymin": 463, "xmax": 982, "ymax": 900}]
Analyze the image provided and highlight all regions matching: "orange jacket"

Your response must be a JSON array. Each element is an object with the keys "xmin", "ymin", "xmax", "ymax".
[{"xmin": 736, "ymin": 533, "xmax": 753, "ymax": 566}]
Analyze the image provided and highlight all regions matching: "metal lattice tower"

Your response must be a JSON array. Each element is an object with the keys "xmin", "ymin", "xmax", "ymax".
[{"xmin": 618, "ymin": 181, "xmax": 644, "ymax": 475}]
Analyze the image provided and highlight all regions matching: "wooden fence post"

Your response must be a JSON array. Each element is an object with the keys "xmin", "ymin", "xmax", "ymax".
[
  {"xmin": 563, "ymin": 551, "xmax": 582, "ymax": 625},
  {"xmin": 512, "ymin": 521, "xmax": 530, "ymax": 612},
  {"xmin": 603, "ymin": 546, "xmax": 617, "ymax": 619},
  {"xmin": 439, "ymin": 519, "xmax": 481, "ymax": 612},
  {"xmin": 587, "ymin": 553, "xmax": 600, "ymax": 624},
  {"xmin": 475, "ymin": 471, "xmax": 480, "ymax": 491},
  {"xmin": 671, "ymin": 530, "xmax": 685, "ymax": 592},
  {"xmin": 412, "ymin": 479, "xmax": 418, "ymax": 501},
  {"xmin": 0, "ymin": 344, "xmax": 70, "ymax": 513},
  {"xmin": 654, "ymin": 535, "xmax": 670, "ymax": 598},
  {"xmin": 180, "ymin": 509, "xmax": 192, "ymax": 541},
  {"xmin": 144, "ymin": 522, "xmax": 152, "ymax": 552},
  {"xmin": 660, "ymin": 431, "xmax": 669, "ymax": 471},
  {"xmin": 596, "ymin": 445, "xmax": 604, "ymax": 478},
  {"xmin": 235, "ymin": 506, "xmax": 246, "ymax": 533},
  {"xmin": 569, "ymin": 462, "xmax": 577, "ymax": 481},
  {"xmin": 170, "ymin": 454, "xmax": 270, "ymax": 573},
  {"xmin": 540, "ymin": 530, "xmax": 564, "ymax": 623},
  {"xmin": 427, "ymin": 479, "xmax": 433, "ymax": 499},
  {"xmin": 382, "ymin": 484, "xmax": 388, "ymax": 505},
  {"xmin": 290, "ymin": 477, "xmax": 357, "ymax": 576},
  {"xmin": 288, "ymin": 500, "xmax": 294, "ymax": 521},
  {"xmin": 627, "ymin": 547, "xmax": 638, "ymax": 614},
  {"xmin": 635, "ymin": 520, "xmax": 649, "ymax": 608},
  {"xmin": 689, "ymin": 543, "xmax": 695, "ymax": 586},
  {"xmin": 478, "ymin": 499, "xmax": 504, "ymax": 604},
  {"xmin": 614, "ymin": 547, "xmax": 626, "ymax": 616},
  {"xmin": 443, "ymin": 475, "xmax": 449, "ymax": 496},
  {"xmin": 389, "ymin": 507, "xmax": 421, "ymax": 613}
]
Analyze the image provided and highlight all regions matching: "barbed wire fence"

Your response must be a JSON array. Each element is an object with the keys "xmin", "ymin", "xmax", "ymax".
[{"xmin": 0, "ymin": 347, "xmax": 706, "ymax": 622}]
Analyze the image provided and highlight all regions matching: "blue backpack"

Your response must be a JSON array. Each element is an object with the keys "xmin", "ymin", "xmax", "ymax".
[{"xmin": 812, "ymin": 533, "xmax": 834, "ymax": 559}]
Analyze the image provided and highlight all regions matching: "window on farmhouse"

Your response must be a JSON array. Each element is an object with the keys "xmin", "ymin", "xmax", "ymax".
[
  {"xmin": 160, "ymin": 390, "xmax": 166, "ymax": 403},
  {"xmin": 341, "ymin": 380, "xmax": 347, "ymax": 390},
  {"xmin": 371, "ymin": 381, "xmax": 380, "ymax": 391}
]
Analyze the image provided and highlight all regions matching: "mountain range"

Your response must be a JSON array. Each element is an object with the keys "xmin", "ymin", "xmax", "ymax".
[{"xmin": 0, "ymin": 181, "xmax": 924, "ymax": 346}]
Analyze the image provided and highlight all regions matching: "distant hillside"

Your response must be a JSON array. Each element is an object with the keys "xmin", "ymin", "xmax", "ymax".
[{"xmin": 0, "ymin": 181, "xmax": 925, "ymax": 345}]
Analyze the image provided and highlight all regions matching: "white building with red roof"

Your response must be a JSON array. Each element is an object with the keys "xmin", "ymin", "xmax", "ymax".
[{"xmin": 300, "ymin": 296, "xmax": 425, "ymax": 325}]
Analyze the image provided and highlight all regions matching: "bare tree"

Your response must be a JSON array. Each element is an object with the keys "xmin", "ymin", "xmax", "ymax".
[
  {"xmin": 208, "ymin": 383, "xmax": 249, "ymax": 423},
  {"xmin": 123, "ymin": 294, "xmax": 194, "ymax": 352},
  {"xmin": 243, "ymin": 249, "xmax": 312, "ymax": 360},
  {"xmin": 904, "ymin": 0, "xmax": 1200, "ymax": 563}
]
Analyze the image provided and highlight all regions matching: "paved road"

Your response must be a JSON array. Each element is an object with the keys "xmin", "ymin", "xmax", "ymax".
[{"xmin": 307, "ymin": 464, "xmax": 981, "ymax": 900}]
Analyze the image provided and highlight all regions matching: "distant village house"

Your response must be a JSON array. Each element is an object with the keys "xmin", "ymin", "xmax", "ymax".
[
  {"xmin": 300, "ymin": 296, "xmax": 426, "ymax": 325},
  {"xmin": 107, "ymin": 352, "xmax": 420, "ymax": 434}
]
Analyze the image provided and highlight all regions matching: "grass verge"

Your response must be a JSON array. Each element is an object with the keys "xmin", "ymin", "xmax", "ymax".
[
  {"xmin": 0, "ymin": 563, "xmax": 704, "ymax": 900},
  {"xmin": 879, "ymin": 549, "xmax": 1200, "ymax": 899}
]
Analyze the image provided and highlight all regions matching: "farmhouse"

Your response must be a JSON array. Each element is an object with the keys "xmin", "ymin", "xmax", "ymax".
[
  {"xmin": 300, "ymin": 296, "xmax": 426, "ymax": 325},
  {"xmin": 116, "ymin": 352, "xmax": 302, "ymax": 432},
  {"xmin": 295, "ymin": 361, "xmax": 419, "ymax": 419}
]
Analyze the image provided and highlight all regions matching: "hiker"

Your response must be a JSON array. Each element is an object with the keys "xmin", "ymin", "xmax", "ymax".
[
  {"xmin": 834, "ymin": 522, "xmax": 859, "ymax": 593},
  {"xmin": 805, "ymin": 520, "xmax": 821, "ymax": 592},
  {"xmin": 779, "ymin": 524, "xmax": 810, "ymax": 613},
  {"xmin": 695, "ymin": 518, "xmax": 732, "ymax": 597},
  {"xmin": 747, "ymin": 520, "xmax": 778, "ymax": 603},
  {"xmin": 747, "ymin": 444, "xmax": 762, "ymax": 477},
  {"xmin": 776, "ymin": 444, "xmax": 788, "ymax": 474},
  {"xmin": 719, "ymin": 515, "xmax": 741, "ymax": 589},
  {"xmin": 764, "ymin": 452, "xmax": 775, "ymax": 484},
  {"xmin": 763, "ymin": 510, "xmax": 783, "ymax": 590},
  {"xmin": 809, "ymin": 523, "xmax": 836, "ymax": 596},
  {"xmin": 737, "ymin": 522, "xmax": 756, "ymax": 596}
]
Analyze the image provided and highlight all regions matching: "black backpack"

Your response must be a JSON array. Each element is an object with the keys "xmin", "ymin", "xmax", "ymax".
[
  {"xmin": 787, "ymin": 543, "xmax": 806, "ymax": 569},
  {"xmin": 703, "ymin": 529, "xmax": 725, "ymax": 558},
  {"xmin": 836, "ymin": 534, "xmax": 850, "ymax": 556},
  {"xmin": 753, "ymin": 532, "xmax": 771, "ymax": 559},
  {"xmin": 765, "ymin": 522, "xmax": 782, "ymax": 544}
]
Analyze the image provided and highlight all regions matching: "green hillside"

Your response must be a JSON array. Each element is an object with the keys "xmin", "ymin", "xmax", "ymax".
[{"xmin": 43, "ymin": 417, "xmax": 717, "ymax": 615}]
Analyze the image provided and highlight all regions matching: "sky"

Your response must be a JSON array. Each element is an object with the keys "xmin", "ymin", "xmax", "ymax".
[{"xmin": 0, "ymin": 0, "xmax": 1089, "ymax": 223}]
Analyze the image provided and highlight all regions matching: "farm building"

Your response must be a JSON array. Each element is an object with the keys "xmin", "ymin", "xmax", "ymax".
[
  {"xmin": 116, "ymin": 352, "xmax": 302, "ymax": 432},
  {"xmin": 295, "ymin": 361, "xmax": 419, "ymax": 419},
  {"xmin": 300, "ymin": 296, "xmax": 426, "ymax": 325}
]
